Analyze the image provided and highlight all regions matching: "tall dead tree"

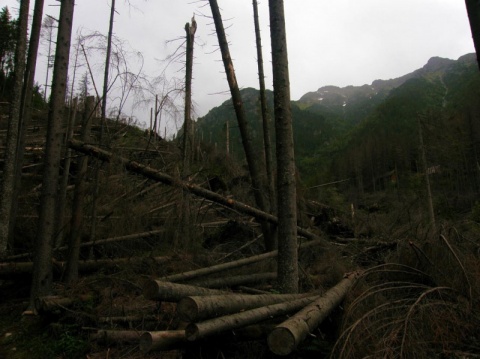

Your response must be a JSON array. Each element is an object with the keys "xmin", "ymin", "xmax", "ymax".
[
  {"xmin": 269, "ymin": 0, "xmax": 298, "ymax": 293},
  {"xmin": 208, "ymin": 0, "xmax": 274, "ymax": 251},
  {"xmin": 9, "ymin": 0, "xmax": 46, "ymax": 250},
  {"xmin": 30, "ymin": 0, "xmax": 75, "ymax": 307},
  {"xmin": 178, "ymin": 16, "xmax": 197, "ymax": 249},
  {"xmin": 0, "ymin": 0, "xmax": 30, "ymax": 257},
  {"xmin": 466, "ymin": 0, "xmax": 480, "ymax": 71},
  {"xmin": 252, "ymin": 0, "xmax": 276, "ymax": 224}
]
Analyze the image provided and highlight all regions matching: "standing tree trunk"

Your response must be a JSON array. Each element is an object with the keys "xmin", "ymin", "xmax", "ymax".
[
  {"xmin": 90, "ymin": 0, "xmax": 115, "ymax": 249},
  {"xmin": 252, "ymin": 0, "xmax": 276, "ymax": 221},
  {"xmin": 0, "ymin": 0, "xmax": 30, "ymax": 257},
  {"xmin": 64, "ymin": 96, "xmax": 94, "ymax": 284},
  {"xmin": 30, "ymin": 0, "xmax": 75, "ymax": 308},
  {"xmin": 178, "ymin": 16, "xmax": 197, "ymax": 249},
  {"xmin": 7, "ymin": 0, "xmax": 45, "ymax": 252},
  {"xmin": 269, "ymin": 0, "xmax": 298, "ymax": 293},
  {"xmin": 466, "ymin": 0, "xmax": 480, "ymax": 71},
  {"xmin": 208, "ymin": 0, "xmax": 273, "ymax": 251}
]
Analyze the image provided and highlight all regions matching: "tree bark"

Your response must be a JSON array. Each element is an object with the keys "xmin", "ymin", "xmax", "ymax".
[
  {"xmin": 185, "ymin": 295, "xmax": 318, "ymax": 341},
  {"xmin": 90, "ymin": 330, "xmax": 141, "ymax": 344},
  {"xmin": 65, "ymin": 96, "xmax": 94, "ymax": 284},
  {"xmin": 35, "ymin": 293, "xmax": 93, "ymax": 312},
  {"xmin": 0, "ymin": 0, "xmax": 30, "ymax": 257},
  {"xmin": 269, "ymin": 0, "xmax": 298, "ymax": 293},
  {"xmin": 208, "ymin": 0, "xmax": 273, "ymax": 251},
  {"xmin": 7, "ymin": 0, "xmax": 45, "ymax": 251},
  {"xmin": 67, "ymin": 140, "xmax": 327, "ymax": 244},
  {"xmin": 177, "ymin": 292, "xmax": 315, "ymax": 322},
  {"xmin": 267, "ymin": 271, "xmax": 360, "ymax": 356},
  {"xmin": 466, "ymin": 0, "xmax": 480, "ymax": 71},
  {"xmin": 140, "ymin": 330, "xmax": 186, "ymax": 353},
  {"xmin": 30, "ymin": 0, "xmax": 75, "ymax": 309},
  {"xmin": 190, "ymin": 272, "xmax": 276, "ymax": 289},
  {"xmin": 143, "ymin": 281, "xmax": 229, "ymax": 302}
]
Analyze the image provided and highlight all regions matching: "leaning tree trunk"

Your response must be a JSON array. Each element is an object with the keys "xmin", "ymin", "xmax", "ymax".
[
  {"xmin": 7, "ymin": 0, "xmax": 45, "ymax": 252},
  {"xmin": 30, "ymin": 0, "xmax": 75, "ymax": 309},
  {"xmin": 269, "ymin": 0, "xmax": 298, "ymax": 293},
  {"xmin": 0, "ymin": 0, "xmax": 30, "ymax": 257},
  {"xmin": 466, "ymin": 0, "xmax": 480, "ymax": 71},
  {"xmin": 208, "ymin": 0, "xmax": 274, "ymax": 251}
]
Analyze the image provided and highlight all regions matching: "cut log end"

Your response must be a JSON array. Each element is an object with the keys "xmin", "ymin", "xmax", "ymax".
[
  {"xmin": 267, "ymin": 327, "xmax": 297, "ymax": 356},
  {"xmin": 177, "ymin": 297, "xmax": 198, "ymax": 322},
  {"xmin": 140, "ymin": 330, "xmax": 185, "ymax": 353},
  {"xmin": 139, "ymin": 332, "xmax": 153, "ymax": 354},
  {"xmin": 185, "ymin": 323, "xmax": 200, "ymax": 341}
]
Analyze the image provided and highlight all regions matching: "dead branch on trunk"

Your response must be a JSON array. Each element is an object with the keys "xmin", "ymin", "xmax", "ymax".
[
  {"xmin": 267, "ymin": 271, "xmax": 361, "ymax": 355},
  {"xmin": 185, "ymin": 295, "xmax": 318, "ymax": 341},
  {"xmin": 143, "ymin": 281, "xmax": 230, "ymax": 301},
  {"xmin": 68, "ymin": 139, "xmax": 328, "ymax": 243},
  {"xmin": 177, "ymin": 292, "xmax": 316, "ymax": 322},
  {"xmin": 140, "ymin": 330, "xmax": 186, "ymax": 353}
]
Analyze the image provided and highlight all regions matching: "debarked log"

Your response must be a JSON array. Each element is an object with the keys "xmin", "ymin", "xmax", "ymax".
[
  {"xmin": 143, "ymin": 280, "xmax": 230, "ymax": 301},
  {"xmin": 90, "ymin": 329, "xmax": 142, "ymax": 344},
  {"xmin": 267, "ymin": 271, "xmax": 361, "ymax": 356},
  {"xmin": 68, "ymin": 139, "xmax": 328, "ymax": 243},
  {"xmin": 160, "ymin": 239, "xmax": 323, "ymax": 283},
  {"xmin": 140, "ymin": 330, "xmax": 186, "ymax": 353},
  {"xmin": 185, "ymin": 295, "xmax": 319, "ymax": 341},
  {"xmin": 189, "ymin": 272, "xmax": 276, "ymax": 289},
  {"xmin": 177, "ymin": 292, "xmax": 316, "ymax": 322}
]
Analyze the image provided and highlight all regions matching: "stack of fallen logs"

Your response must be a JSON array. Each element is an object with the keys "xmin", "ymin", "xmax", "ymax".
[{"xmin": 32, "ymin": 240, "xmax": 360, "ymax": 356}]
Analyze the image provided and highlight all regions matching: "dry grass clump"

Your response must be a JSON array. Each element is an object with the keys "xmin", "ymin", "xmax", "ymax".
[{"xmin": 333, "ymin": 229, "xmax": 480, "ymax": 358}]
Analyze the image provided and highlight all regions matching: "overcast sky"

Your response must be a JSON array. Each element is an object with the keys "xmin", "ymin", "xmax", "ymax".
[{"xmin": 3, "ymin": 0, "xmax": 475, "ymax": 132}]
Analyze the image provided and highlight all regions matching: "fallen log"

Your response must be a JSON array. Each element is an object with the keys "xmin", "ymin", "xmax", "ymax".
[
  {"xmin": 140, "ymin": 330, "xmax": 186, "ymax": 353},
  {"xmin": 35, "ymin": 293, "xmax": 94, "ymax": 313},
  {"xmin": 161, "ymin": 239, "xmax": 324, "ymax": 283},
  {"xmin": 98, "ymin": 314, "xmax": 159, "ymax": 324},
  {"xmin": 0, "ymin": 256, "xmax": 169, "ymax": 276},
  {"xmin": 177, "ymin": 292, "xmax": 316, "ymax": 322},
  {"xmin": 68, "ymin": 139, "xmax": 328, "ymax": 243},
  {"xmin": 143, "ymin": 281, "xmax": 230, "ymax": 301},
  {"xmin": 184, "ymin": 295, "xmax": 319, "ymax": 341},
  {"xmin": 90, "ymin": 329, "xmax": 142, "ymax": 344},
  {"xmin": 267, "ymin": 271, "xmax": 361, "ymax": 356},
  {"xmin": 189, "ymin": 272, "xmax": 276, "ymax": 289}
]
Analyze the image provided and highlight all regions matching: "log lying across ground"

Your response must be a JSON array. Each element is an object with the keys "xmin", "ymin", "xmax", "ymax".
[
  {"xmin": 68, "ymin": 139, "xmax": 328, "ymax": 243},
  {"xmin": 268, "ymin": 271, "xmax": 361, "ymax": 356},
  {"xmin": 189, "ymin": 272, "xmax": 276, "ymax": 289},
  {"xmin": 140, "ymin": 330, "xmax": 186, "ymax": 353},
  {"xmin": 177, "ymin": 292, "xmax": 317, "ymax": 322},
  {"xmin": 35, "ymin": 294, "xmax": 94, "ymax": 313},
  {"xmin": 160, "ymin": 239, "xmax": 324, "ymax": 283},
  {"xmin": 143, "ymin": 281, "xmax": 230, "ymax": 301},
  {"xmin": 0, "ymin": 256, "xmax": 170, "ymax": 276},
  {"xmin": 90, "ymin": 329, "xmax": 142, "ymax": 344},
  {"xmin": 185, "ymin": 295, "xmax": 319, "ymax": 341}
]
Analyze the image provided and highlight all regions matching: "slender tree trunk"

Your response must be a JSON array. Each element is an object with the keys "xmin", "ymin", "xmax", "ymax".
[
  {"xmin": 466, "ymin": 0, "xmax": 480, "ymax": 71},
  {"xmin": 208, "ymin": 0, "xmax": 273, "ymax": 251},
  {"xmin": 7, "ymin": 0, "xmax": 45, "ymax": 251},
  {"xmin": 179, "ymin": 17, "xmax": 197, "ymax": 249},
  {"xmin": 89, "ymin": 0, "xmax": 115, "ymax": 249},
  {"xmin": 418, "ymin": 117, "xmax": 436, "ymax": 234},
  {"xmin": 30, "ymin": 0, "xmax": 75, "ymax": 308},
  {"xmin": 252, "ymin": 0, "xmax": 276, "ymax": 219},
  {"xmin": 269, "ymin": 0, "xmax": 298, "ymax": 293},
  {"xmin": 64, "ymin": 96, "xmax": 94, "ymax": 284},
  {"xmin": 0, "ymin": 0, "xmax": 30, "ymax": 257}
]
